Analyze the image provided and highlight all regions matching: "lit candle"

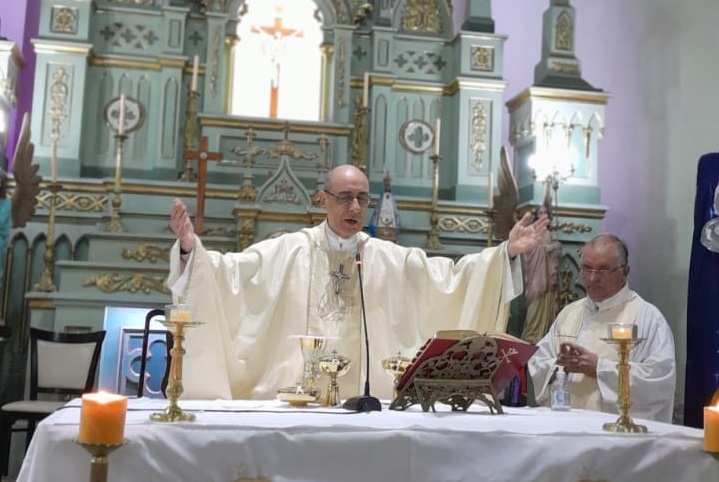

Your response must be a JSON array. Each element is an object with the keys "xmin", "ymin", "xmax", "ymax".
[
  {"xmin": 362, "ymin": 72, "xmax": 369, "ymax": 108},
  {"xmin": 50, "ymin": 138, "xmax": 58, "ymax": 184},
  {"xmin": 118, "ymin": 94, "xmax": 125, "ymax": 136},
  {"xmin": 191, "ymin": 55, "xmax": 199, "ymax": 92},
  {"xmin": 434, "ymin": 118, "xmax": 441, "ymax": 156},
  {"xmin": 609, "ymin": 324, "xmax": 634, "ymax": 340},
  {"xmin": 78, "ymin": 392, "xmax": 127, "ymax": 445},
  {"xmin": 168, "ymin": 304, "xmax": 191, "ymax": 323},
  {"xmin": 705, "ymin": 405, "xmax": 719, "ymax": 452}
]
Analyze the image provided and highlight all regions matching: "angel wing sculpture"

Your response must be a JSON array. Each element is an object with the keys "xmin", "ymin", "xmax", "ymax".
[
  {"xmin": 492, "ymin": 146, "xmax": 519, "ymax": 241},
  {"xmin": 10, "ymin": 112, "xmax": 41, "ymax": 228}
]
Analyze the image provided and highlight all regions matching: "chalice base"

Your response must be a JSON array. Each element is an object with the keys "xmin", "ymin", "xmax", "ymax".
[{"xmin": 602, "ymin": 417, "xmax": 647, "ymax": 433}]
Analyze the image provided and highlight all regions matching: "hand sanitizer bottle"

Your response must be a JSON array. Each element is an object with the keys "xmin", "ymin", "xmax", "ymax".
[{"xmin": 551, "ymin": 367, "xmax": 571, "ymax": 411}]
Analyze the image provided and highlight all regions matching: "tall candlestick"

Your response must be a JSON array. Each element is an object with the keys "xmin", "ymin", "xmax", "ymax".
[
  {"xmin": 118, "ymin": 94, "xmax": 125, "ymax": 136},
  {"xmin": 362, "ymin": 72, "xmax": 369, "ymax": 108},
  {"xmin": 488, "ymin": 172, "xmax": 493, "ymax": 209},
  {"xmin": 50, "ymin": 138, "xmax": 58, "ymax": 184},
  {"xmin": 78, "ymin": 392, "xmax": 128, "ymax": 445},
  {"xmin": 434, "ymin": 118, "xmax": 441, "ymax": 156},
  {"xmin": 191, "ymin": 55, "xmax": 199, "ymax": 92}
]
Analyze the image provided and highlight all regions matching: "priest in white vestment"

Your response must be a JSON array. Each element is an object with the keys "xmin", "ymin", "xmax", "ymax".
[
  {"xmin": 168, "ymin": 165, "xmax": 549, "ymax": 401},
  {"xmin": 528, "ymin": 234, "xmax": 676, "ymax": 422}
]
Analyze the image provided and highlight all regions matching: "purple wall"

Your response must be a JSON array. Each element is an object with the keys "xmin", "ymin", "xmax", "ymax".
[{"xmin": 0, "ymin": 0, "xmax": 39, "ymax": 164}]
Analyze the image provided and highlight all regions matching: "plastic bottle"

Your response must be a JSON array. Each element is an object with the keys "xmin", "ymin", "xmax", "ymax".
[{"xmin": 550, "ymin": 367, "xmax": 571, "ymax": 411}]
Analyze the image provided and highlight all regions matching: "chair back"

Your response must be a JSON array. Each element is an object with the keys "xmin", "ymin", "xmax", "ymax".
[
  {"xmin": 29, "ymin": 328, "xmax": 106, "ymax": 400},
  {"xmin": 137, "ymin": 309, "xmax": 173, "ymax": 398}
]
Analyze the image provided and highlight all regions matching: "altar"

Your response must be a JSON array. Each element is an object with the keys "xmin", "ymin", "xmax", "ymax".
[{"xmin": 15, "ymin": 398, "xmax": 719, "ymax": 482}]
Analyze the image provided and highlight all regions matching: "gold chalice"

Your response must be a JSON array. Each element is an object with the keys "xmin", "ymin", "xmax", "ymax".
[
  {"xmin": 382, "ymin": 352, "xmax": 412, "ymax": 400},
  {"xmin": 295, "ymin": 334, "xmax": 329, "ymax": 399},
  {"xmin": 318, "ymin": 350, "xmax": 351, "ymax": 407}
]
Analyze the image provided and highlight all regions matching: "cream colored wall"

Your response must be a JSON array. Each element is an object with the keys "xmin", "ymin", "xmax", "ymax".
[{"xmin": 493, "ymin": 0, "xmax": 719, "ymax": 418}]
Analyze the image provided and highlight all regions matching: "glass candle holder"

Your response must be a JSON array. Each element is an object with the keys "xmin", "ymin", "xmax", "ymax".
[
  {"xmin": 607, "ymin": 323, "xmax": 637, "ymax": 340},
  {"xmin": 166, "ymin": 303, "xmax": 191, "ymax": 323}
]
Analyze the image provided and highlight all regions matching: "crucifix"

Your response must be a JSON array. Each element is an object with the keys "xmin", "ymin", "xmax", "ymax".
[
  {"xmin": 329, "ymin": 264, "xmax": 351, "ymax": 296},
  {"xmin": 184, "ymin": 136, "xmax": 222, "ymax": 235},
  {"xmin": 251, "ymin": 7, "xmax": 303, "ymax": 118}
]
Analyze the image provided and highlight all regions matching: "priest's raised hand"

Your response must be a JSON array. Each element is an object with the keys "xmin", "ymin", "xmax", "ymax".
[
  {"xmin": 506, "ymin": 211, "xmax": 550, "ymax": 259},
  {"xmin": 170, "ymin": 198, "xmax": 195, "ymax": 254}
]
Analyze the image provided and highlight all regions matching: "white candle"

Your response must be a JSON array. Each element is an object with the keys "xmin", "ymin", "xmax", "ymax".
[
  {"xmin": 434, "ymin": 118, "xmax": 441, "ymax": 156},
  {"xmin": 50, "ymin": 138, "xmax": 58, "ymax": 184},
  {"xmin": 118, "ymin": 94, "xmax": 125, "ymax": 135},
  {"xmin": 191, "ymin": 55, "xmax": 199, "ymax": 92},
  {"xmin": 362, "ymin": 72, "xmax": 369, "ymax": 107}
]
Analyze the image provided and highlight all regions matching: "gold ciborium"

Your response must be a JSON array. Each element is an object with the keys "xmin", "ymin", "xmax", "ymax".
[
  {"xmin": 601, "ymin": 323, "xmax": 646, "ymax": 433},
  {"xmin": 150, "ymin": 303, "xmax": 201, "ymax": 422},
  {"xmin": 318, "ymin": 350, "xmax": 351, "ymax": 406},
  {"xmin": 382, "ymin": 352, "xmax": 412, "ymax": 400}
]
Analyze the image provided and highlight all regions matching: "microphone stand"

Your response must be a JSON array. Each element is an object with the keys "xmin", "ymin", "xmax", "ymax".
[{"xmin": 342, "ymin": 252, "xmax": 382, "ymax": 412}]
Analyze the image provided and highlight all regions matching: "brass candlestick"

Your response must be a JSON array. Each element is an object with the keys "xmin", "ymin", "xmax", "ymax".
[
  {"xmin": 351, "ymin": 101, "xmax": 368, "ymax": 173},
  {"xmin": 180, "ymin": 88, "xmax": 199, "ymax": 182},
  {"xmin": 35, "ymin": 183, "xmax": 61, "ymax": 292},
  {"xmin": 150, "ymin": 305, "xmax": 201, "ymax": 422},
  {"xmin": 486, "ymin": 208, "xmax": 495, "ymax": 247},
  {"xmin": 106, "ymin": 133, "xmax": 127, "ymax": 232},
  {"xmin": 425, "ymin": 154, "xmax": 443, "ymax": 250},
  {"xmin": 76, "ymin": 440, "xmax": 125, "ymax": 482},
  {"xmin": 600, "ymin": 337, "xmax": 647, "ymax": 433}
]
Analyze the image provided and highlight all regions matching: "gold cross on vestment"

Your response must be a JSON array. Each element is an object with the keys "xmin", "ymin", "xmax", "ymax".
[{"xmin": 329, "ymin": 264, "xmax": 350, "ymax": 295}]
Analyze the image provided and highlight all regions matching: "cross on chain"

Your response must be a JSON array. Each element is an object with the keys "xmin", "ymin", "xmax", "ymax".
[
  {"xmin": 329, "ymin": 263, "xmax": 351, "ymax": 295},
  {"xmin": 184, "ymin": 135, "xmax": 222, "ymax": 235}
]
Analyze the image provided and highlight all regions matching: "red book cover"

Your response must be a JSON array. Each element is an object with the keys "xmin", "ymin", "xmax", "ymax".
[{"xmin": 395, "ymin": 330, "xmax": 536, "ymax": 395}]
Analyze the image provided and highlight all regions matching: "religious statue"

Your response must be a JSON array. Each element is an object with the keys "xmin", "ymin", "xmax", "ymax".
[{"xmin": 0, "ymin": 113, "xmax": 42, "ymax": 307}]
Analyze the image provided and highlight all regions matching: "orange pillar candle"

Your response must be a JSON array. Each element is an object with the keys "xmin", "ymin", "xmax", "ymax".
[
  {"xmin": 705, "ymin": 405, "xmax": 719, "ymax": 452},
  {"xmin": 78, "ymin": 392, "xmax": 128, "ymax": 445}
]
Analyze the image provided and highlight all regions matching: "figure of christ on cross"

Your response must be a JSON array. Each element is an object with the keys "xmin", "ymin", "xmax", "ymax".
[
  {"xmin": 251, "ymin": 6, "xmax": 304, "ymax": 118},
  {"xmin": 184, "ymin": 136, "xmax": 222, "ymax": 235},
  {"xmin": 330, "ymin": 263, "xmax": 351, "ymax": 295}
]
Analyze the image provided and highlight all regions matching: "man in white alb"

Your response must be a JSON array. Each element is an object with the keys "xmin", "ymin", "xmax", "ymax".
[
  {"xmin": 528, "ymin": 234, "xmax": 676, "ymax": 422},
  {"xmin": 168, "ymin": 164, "xmax": 549, "ymax": 400}
]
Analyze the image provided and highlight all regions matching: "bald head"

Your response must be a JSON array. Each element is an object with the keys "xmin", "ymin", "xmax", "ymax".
[
  {"xmin": 321, "ymin": 164, "xmax": 370, "ymax": 238},
  {"xmin": 324, "ymin": 164, "xmax": 369, "ymax": 192}
]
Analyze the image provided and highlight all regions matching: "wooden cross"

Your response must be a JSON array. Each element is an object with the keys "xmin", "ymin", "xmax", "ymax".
[{"xmin": 184, "ymin": 136, "xmax": 222, "ymax": 235}]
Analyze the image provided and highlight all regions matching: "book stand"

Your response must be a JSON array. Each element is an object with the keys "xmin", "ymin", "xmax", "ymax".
[{"xmin": 389, "ymin": 335, "xmax": 504, "ymax": 414}]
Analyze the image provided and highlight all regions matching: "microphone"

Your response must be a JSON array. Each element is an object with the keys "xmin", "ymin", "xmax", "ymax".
[{"xmin": 342, "ymin": 252, "xmax": 382, "ymax": 412}]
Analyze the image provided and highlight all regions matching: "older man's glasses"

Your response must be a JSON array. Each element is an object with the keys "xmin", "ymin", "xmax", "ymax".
[
  {"xmin": 580, "ymin": 265, "xmax": 625, "ymax": 277},
  {"xmin": 324, "ymin": 190, "xmax": 371, "ymax": 207}
]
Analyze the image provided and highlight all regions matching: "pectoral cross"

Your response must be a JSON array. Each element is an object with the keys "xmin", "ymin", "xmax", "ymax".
[{"xmin": 329, "ymin": 264, "xmax": 350, "ymax": 295}]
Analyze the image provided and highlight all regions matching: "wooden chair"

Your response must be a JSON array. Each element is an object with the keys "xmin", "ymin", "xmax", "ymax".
[
  {"xmin": 137, "ymin": 308, "xmax": 173, "ymax": 398},
  {"xmin": 0, "ymin": 328, "xmax": 106, "ymax": 476}
]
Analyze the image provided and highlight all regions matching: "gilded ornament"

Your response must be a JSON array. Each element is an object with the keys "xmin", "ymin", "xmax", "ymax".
[
  {"xmin": 554, "ymin": 11, "xmax": 573, "ymax": 51},
  {"xmin": 83, "ymin": 273, "xmax": 171, "ymax": 294},
  {"xmin": 471, "ymin": 102, "xmax": 488, "ymax": 171},
  {"xmin": 121, "ymin": 244, "xmax": 170, "ymax": 263},
  {"xmin": 471, "ymin": 46, "xmax": 493, "ymax": 71}
]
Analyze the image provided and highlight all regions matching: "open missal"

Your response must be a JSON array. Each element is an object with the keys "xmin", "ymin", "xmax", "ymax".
[{"xmin": 389, "ymin": 330, "xmax": 537, "ymax": 413}]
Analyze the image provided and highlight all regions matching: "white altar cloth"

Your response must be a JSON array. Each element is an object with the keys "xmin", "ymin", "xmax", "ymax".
[{"xmin": 16, "ymin": 398, "xmax": 719, "ymax": 482}]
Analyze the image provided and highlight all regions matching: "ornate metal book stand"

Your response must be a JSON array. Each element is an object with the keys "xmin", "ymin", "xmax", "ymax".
[{"xmin": 389, "ymin": 335, "xmax": 504, "ymax": 414}]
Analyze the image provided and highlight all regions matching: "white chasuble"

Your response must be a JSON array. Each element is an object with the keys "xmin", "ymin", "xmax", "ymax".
[{"xmin": 168, "ymin": 221, "xmax": 521, "ymax": 401}]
